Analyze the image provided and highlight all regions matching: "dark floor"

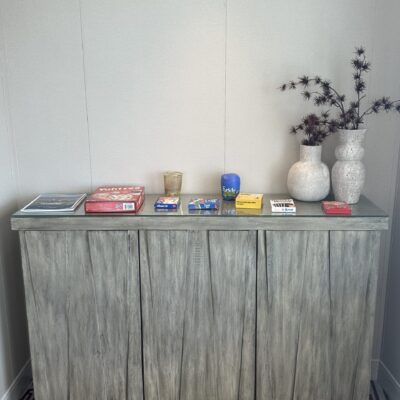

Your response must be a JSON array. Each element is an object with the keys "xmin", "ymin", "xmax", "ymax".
[{"xmin": 19, "ymin": 382, "xmax": 33, "ymax": 400}]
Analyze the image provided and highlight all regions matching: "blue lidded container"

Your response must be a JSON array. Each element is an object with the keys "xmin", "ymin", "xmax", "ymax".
[{"xmin": 221, "ymin": 173, "xmax": 240, "ymax": 201}]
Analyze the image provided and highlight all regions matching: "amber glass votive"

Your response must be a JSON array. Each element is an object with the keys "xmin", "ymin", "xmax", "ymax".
[{"xmin": 163, "ymin": 171, "xmax": 183, "ymax": 196}]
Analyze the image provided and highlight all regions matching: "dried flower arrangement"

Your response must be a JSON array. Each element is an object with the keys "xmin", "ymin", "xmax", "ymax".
[
  {"xmin": 290, "ymin": 112, "xmax": 338, "ymax": 146},
  {"xmin": 280, "ymin": 47, "xmax": 400, "ymax": 131}
]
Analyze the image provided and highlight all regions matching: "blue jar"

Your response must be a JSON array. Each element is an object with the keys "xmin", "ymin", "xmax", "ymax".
[{"xmin": 221, "ymin": 173, "xmax": 240, "ymax": 201}]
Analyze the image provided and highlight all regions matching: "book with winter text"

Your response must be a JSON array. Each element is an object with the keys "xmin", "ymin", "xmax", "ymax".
[{"xmin": 85, "ymin": 186, "xmax": 144, "ymax": 213}]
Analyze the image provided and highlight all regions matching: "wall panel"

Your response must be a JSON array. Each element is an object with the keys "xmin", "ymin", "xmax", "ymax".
[
  {"xmin": 225, "ymin": 0, "xmax": 376, "ymax": 193},
  {"xmin": 0, "ymin": 14, "xmax": 30, "ymax": 397},
  {"xmin": 81, "ymin": 0, "xmax": 226, "ymax": 193},
  {"xmin": 1, "ymin": 0, "xmax": 91, "ymax": 205}
]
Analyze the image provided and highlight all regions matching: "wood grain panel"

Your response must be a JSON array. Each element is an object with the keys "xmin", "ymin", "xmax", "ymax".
[
  {"xmin": 330, "ymin": 231, "xmax": 381, "ymax": 400},
  {"xmin": 20, "ymin": 231, "xmax": 69, "ymax": 400},
  {"xmin": 20, "ymin": 230, "xmax": 142, "ymax": 400},
  {"xmin": 140, "ymin": 230, "xmax": 256, "ymax": 400},
  {"xmin": 257, "ymin": 230, "xmax": 381, "ymax": 400},
  {"xmin": 257, "ymin": 230, "xmax": 331, "ymax": 400}
]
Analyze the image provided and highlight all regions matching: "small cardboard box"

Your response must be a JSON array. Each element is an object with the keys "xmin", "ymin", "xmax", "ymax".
[{"xmin": 235, "ymin": 193, "xmax": 263, "ymax": 209}]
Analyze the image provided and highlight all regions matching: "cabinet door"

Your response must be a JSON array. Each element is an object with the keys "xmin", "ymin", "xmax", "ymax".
[
  {"xmin": 330, "ymin": 231, "xmax": 380, "ymax": 400},
  {"xmin": 257, "ymin": 230, "xmax": 380, "ymax": 400},
  {"xmin": 257, "ymin": 230, "xmax": 331, "ymax": 400},
  {"xmin": 20, "ymin": 231, "xmax": 143, "ymax": 400},
  {"xmin": 140, "ymin": 230, "xmax": 256, "ymax": 400}
]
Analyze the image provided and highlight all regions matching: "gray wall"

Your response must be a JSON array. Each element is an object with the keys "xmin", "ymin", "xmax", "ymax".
[
  {"xmin": 379, "ymin": 145, "xmax": 400, "ymax": 397},
  {"xmin": 364, "ymin": 1, "xmax": 400, "ymax": 375},
  {"xmin": 0, "ymin": 0, "xmax": 400, "ymax": 396},
  {"xmin": 1, "ymin": 0, "xmax": 399, "ymax": 201},
  {"xmin": 0, "ymin": 21, "xmax": 30, "ymax": 398}
]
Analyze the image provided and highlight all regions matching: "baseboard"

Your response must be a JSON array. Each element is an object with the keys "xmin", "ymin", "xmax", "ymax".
[
  {"xmin": 378, "ymin": 360, "xmax": 400, "ymax": 399},
  {"xmin": 372, "ymin": 359, "xmax": 380, "ymax": 380},
  {"xmin": 1, "ymin": 360, "xmax": 32, "ymax": 400}
]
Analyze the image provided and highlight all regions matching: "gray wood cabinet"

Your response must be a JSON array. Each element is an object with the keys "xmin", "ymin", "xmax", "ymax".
[
  {"xmin": 19, "ymin": 231, "xmax": 143, "ymax": 400},
  {"xmin": 12, "ymin": 195, "xmax": 388, "ymax": 400},
  {"xmin": 256, "ymin": 230, "xmax": 380, "ymax": 400},
  {"xmin": 140, "ymin": 230, "xmax": 256, "ymax": 400}
]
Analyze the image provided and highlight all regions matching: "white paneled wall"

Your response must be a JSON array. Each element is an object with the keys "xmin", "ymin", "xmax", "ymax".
[
  {"xmin": 364, "ymin": 0, "xmax": 400, "ymax": 369},
  {"xmin": 81, "ymin": 0, "xmax": 226, "ymax": 193},
  {"xmin": 1, "ymin": 0, "xmax": 400, "ymax": 393},
  {"xmin": 2, "ymin": 0, "xmax": 390, "ymax": 199},
  {"xmin": 0, "ymin": 12, "xmax": 29, "ymax": 396},
  {"xmin": 225, "ymin": 0, "xmax": 377, "ymax": 192},
  {"xmin": 1, "ymin": 0, "xmax": 91, "ymax": 204}
]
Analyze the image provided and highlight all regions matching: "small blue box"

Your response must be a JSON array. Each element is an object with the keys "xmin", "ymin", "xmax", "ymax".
[{"xmin": 188, "ymin": 198, "xmax": 220, "ymax": 210}]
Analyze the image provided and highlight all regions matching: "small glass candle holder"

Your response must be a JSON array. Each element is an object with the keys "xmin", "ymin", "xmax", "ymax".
[{"xmin": 164, "ymin": 171, "xmax": 183, "ymax": 196}]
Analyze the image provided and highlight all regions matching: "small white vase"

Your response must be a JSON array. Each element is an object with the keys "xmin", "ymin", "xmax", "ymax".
[
  {"xmin": 287, "ymin": 144, "xmax": 330, "ymax": 202},
  {"xmin": 332, "ymin": 129, "xmax": 366, "ymax": 204}
]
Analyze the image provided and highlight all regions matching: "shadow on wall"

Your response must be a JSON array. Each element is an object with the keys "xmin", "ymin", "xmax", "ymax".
[{"xmin": 0, "ymin": 198, "xmax": 30, "ymax": 393}]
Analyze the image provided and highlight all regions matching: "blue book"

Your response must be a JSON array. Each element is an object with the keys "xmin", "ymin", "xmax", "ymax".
[
  {"xmin": 154, "ymin": 196, "xmax": 180, "ymax": 209},
  {"xmin": 188, "ymin": 198, "xmax": 220, "ymax": 210}
]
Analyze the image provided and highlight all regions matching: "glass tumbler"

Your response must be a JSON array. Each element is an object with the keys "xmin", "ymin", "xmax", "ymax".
[{"xmin": 164, "ymin": 171, "xmax": 183, "ymax": 196}]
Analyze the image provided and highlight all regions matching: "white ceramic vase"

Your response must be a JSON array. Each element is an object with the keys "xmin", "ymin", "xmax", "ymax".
[
  {"xmin": 332, "ymin": 129, "xmax": 366, "ymax": 204},
  {"xmin": 287, "ymin": 144, "xmax": 330, "ymax": 202}
]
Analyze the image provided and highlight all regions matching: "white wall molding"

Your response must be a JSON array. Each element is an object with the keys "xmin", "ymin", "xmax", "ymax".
[
  {"xmin": 0, "ymin": 360, "xmax": 31, "ymax": 400},
  {"xmin": 377, "ymin": 360, "xmax": 400, "ymax": 400}
]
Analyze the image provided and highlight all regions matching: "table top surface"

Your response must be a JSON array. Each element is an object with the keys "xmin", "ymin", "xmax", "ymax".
[
  {"xmin": 12, "ymin": 194, "xmax": 387, "ymax": 219},
  {"xmin": 11, "ymin": 194, "xmax": 388, "ymax": 231}
]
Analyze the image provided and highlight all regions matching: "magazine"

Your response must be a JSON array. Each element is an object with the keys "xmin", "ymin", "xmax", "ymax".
[{"xmin": 21, "ymin": 193, "xmax": 86, "ymax": 212}]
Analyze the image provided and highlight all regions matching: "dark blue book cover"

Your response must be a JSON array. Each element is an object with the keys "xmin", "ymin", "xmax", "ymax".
[{"xmin": 154, "ymin": 196, "xmax": 180, "ymax": 209}]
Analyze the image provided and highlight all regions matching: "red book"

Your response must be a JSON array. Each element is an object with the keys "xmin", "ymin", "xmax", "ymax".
[
  {"xmin": 85, "ymin": 186, "xmax": 145, "ymax": 213},
  {"xmin": 322, "ymin": 201, "xmax": 352, "ymax": 215}
]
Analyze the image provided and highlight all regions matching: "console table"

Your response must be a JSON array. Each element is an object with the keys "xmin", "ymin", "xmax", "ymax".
[{"xmin": 11, "ymin": 194, "xmax": 388, "ymax": 400}]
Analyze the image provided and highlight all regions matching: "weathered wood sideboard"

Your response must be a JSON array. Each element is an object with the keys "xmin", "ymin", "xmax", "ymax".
[{"xmin": 11, "ymin": 195, "xmax": 388, "ymax": 400}]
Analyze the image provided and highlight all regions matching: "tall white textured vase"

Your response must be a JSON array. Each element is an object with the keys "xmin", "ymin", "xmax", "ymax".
[
  {"xmin": 332, "ymin": 129, "xmax": 366, "ymax": 204},
  {"xmin": 287, "ymin": 144, "xmax": 330, "ymax": 201}
]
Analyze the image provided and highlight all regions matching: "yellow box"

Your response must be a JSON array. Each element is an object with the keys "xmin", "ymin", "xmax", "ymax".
[
  {"xmin": 235, "ymin": 193, "xmax": 264, "ymax": 209},
  {"xmin": 235, "ymin": 208, "xmax": 263, "ymax": 216}
]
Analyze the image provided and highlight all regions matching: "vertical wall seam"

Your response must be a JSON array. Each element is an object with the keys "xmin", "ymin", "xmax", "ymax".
[
  {"xmin": 0, "ymin": 3, "xmax": 23, "ymax": 206},
  {"xmin": 223, "ymin": 0, "xmax": 228, "ymax": 173},
  {"xmin": 78, "ymin": 0, "xmax": 93, "ymax": 191}
]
